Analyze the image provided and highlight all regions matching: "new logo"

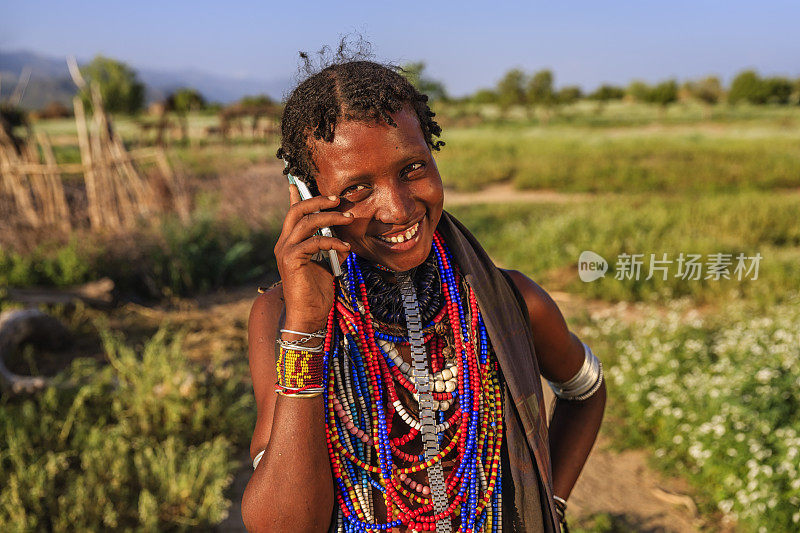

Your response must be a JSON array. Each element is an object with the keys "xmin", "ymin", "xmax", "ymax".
[{"xmin": 579, "ymin": 250, "xmax": 608, "ymax": 282}]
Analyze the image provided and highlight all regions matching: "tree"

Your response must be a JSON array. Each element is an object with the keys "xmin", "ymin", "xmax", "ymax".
[
  {"xmin": 401, "ymin": 62, "xmax": 448, "ymax": 101},
  {"xmin": 471, "ymin": 88, "xmax": 498, "ymax": 104},
  {"xmin": 588, "ymin": 84, "xmax": 625, "ymax": 101},
  {"xmin": 627, "ymin": 80, "xmax": 651, "ymax": 102},
  {"xmin": 526, "ymin": 69, "xmax": 555, "ymax": 108},
  {"xmin": 763, "ymin": 77, "xmax": 793, "ymax": 104},
  {"xmin": 237, "ymin": 94, "xmax": 275, "ymax": 108},
  {"xmin": 556, "ymin": 86, "xmax": 582, "ymax": 105},
  {"xmin": 647, "ymin": 80, "xmax": 678, "ymax": 107},
  {"xmin": 166, "ymin": 88, "xmax": 206, "ymax": 142},
  {"xmin": 80, "ymin": 55, "xmax": 145, "ymax": 114},
  {"xmin": 167, "ymin": 88, "xmax": 206, "ymax": 114},
  {"xmin": 0, "ymin": 103, "xmax": 29, "ymax": 153},
  {"xmin": 728, "ymin": 70, "xmax": 768, "ymax": 104},
  {"xmin": 794, "ymin": 78, "xmax": 800, "ymax": 105},
  {"xmin": 496, "ymin": 68, "xmax": 527, "ymax": 110},
  {"xmin": 685, "ymin": 76, "xmax": 724, "ymax": 105},
  {"xmin": 627, "ymin": 79, "xmax": 677, "ymax": 107}
]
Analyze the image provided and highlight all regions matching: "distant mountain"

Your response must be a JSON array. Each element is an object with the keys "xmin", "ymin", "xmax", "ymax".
[
  {"xmin": 0, "ymin": 49, "xmax": 291, "ymax": 110},
  {"xmin": 135, "ymin": 65, "xmax": 290, "ymax": 105}
]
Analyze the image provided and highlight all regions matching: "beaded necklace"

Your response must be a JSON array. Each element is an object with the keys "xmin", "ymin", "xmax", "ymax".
[{"xmin": 323, "ymin": 232, "xmax": 504, "ymax": 533}]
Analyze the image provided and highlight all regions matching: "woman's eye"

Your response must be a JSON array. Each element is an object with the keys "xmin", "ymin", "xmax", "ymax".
[
  {"xmin": 341, "ymin": 184, "xmax": 371, "ymax": 201},
  {"xmin": 403, "ymin": 162, "xmax": 425, "ymax": 176}
]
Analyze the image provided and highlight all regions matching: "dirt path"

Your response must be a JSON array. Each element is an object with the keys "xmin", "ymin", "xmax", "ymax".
[
  {"xmin": 568, "ymin": 436, "xmax": 707, "ymax": 532},
  {"xmin": 444, "ymin": 183, "xmax": 594, "ymax": 207}
]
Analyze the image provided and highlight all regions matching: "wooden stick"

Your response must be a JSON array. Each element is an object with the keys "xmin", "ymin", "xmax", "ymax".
[
  {"xmin": 0, "ymin": 162, "xmax": 84, "ymax": 174},
  {"xmin": 155, "ymin": 149, "xmax": 190, "ymax": 222},
  {"xmin": 37, "ymin": 132, "xmax": 72, "ymax": 232},
  {"xmin": 107, "ymin": 122, "xmax": 152, "ymax": 218},
  {"xmin": 89, "ymin": 86, "xmax": 121, "ymax": 228},
  {"xmin": 73, "ymin": 96, "xmax": 103, "ymax": 229},
  {"xmin": 27, "ymin": 147, "xmax": 55, "ymax": 226},
  {"xmin": 0, "ymin": 130, "xmax": 39, "ymax": 226}
]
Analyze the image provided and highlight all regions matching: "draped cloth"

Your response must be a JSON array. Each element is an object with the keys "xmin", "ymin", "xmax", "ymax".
[{"xmin": 437, "ymin": 211, "xmax": 560, "ymax": 533}]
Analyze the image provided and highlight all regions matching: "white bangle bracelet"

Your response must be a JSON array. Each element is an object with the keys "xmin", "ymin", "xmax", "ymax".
[
  {"xmin": 548, "ymin": 342, "xmax": 603, "ymax": 401},
  {"xmin": 252, "ymin": 449, "xmax": 265, "ymax": 470}
]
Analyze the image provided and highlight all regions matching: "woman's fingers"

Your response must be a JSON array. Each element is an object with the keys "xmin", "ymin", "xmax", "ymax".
[
  {"xmin": 289, "ymin": 235, "xmax": 351, "ymax": 262},
  {"xmin": 288, "ymin": 183, "xmax": 301, "ymax": 206},
  {"xmin": 284, "ymin": 210, "xmax": 354, "ymax": 246},
  {"xmin": 281, "ymin": 194, "xmax": 342, "ymax": 235}
]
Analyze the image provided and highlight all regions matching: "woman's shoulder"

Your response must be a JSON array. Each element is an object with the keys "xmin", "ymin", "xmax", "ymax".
[
  {"xmin": 248, "ymin": 282, "xmax": 285, "ymax": 338},
  {"xmin": 500, "ymin": 269, "xmax": 565, "ymax": 332},
  {"xmin": 501, "ymin": 269, "xmax": 585, "ymax": 382}
]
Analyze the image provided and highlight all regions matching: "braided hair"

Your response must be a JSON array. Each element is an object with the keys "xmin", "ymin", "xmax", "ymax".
[{"xmin": 277, "ymin": 56, "xmax": 445, "ymax": 193}]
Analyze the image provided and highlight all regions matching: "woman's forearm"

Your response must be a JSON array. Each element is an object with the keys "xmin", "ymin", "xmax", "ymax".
[
  {"xmin": 547, "ymin": 382, "xmax": 606, "ymax": 499},
  {"xmin": 242, "ymin": 395, "xmax": 334, "ymax": 532}
]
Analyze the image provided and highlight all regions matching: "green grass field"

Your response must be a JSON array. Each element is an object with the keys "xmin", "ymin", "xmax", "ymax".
[
  {"xmin": 436, "ymin": 121, "xmax": 800, "ymax": 192},
  {"xmin": 449, "ymin": 192, "xmax": 800, "ymax": 308},
  {"xmin": 30, "ymin": 103, "xmax": 800, "ymax": 194}
]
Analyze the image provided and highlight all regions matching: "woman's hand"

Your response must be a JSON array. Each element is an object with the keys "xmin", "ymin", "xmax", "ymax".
[{"xmin": 274, "ymin": 184, "xmax": 354, "ymax": 330}]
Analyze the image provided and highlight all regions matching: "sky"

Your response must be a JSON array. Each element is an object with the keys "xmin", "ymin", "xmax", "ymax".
[{"xmin": 2, "ymin": 0, "xmax": 799, "ymax": 97}]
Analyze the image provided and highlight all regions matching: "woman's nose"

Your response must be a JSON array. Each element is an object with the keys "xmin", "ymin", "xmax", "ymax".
[{"xmin": 374, "ymin": 181, "xmax": 416, "ymax": 224}]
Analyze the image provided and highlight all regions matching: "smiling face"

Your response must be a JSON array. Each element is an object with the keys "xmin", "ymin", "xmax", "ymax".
[{"xmin": 310, "ymin": 105, "xmax": 444, "ymax": 273}]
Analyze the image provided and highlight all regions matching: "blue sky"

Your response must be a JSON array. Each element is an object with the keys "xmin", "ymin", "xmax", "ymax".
[{"xmin": 2, "ymin": 1, "xmax": 799, "ymax": 96}]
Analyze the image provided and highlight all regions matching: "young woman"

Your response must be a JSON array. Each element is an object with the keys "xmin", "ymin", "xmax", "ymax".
[{"xmin": 242, "ymin": 60, "xmax": 605, "ymax": 533}]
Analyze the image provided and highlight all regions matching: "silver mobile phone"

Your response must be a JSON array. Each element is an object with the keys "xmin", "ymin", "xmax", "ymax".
[{"xmin": 287, "ymin": 173, "xmax": 343, "ymax": 277}]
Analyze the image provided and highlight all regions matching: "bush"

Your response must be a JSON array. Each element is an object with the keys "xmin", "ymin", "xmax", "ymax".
[
  {"xmin": 730, "ymin": 71, "xmax": 793, "ymax": 105},
  {"xmin": 0, "ymin": 328, "xmax": 254, "ymax": 530},
  {"xmin": 587, "ymin": 302, "xmax": 800, "ymax": 531},
  {"xmin": 118, "ymin": 213, "xmax": 278, "ymax": 298},
  {"xmin": 684, "ymin": 76, "xmax": 724, "ymax": 105},
  {"xmin": 526, "ymin": 69, "xmax": 555, "ymax": 108},
  {"xmin": 587, "ymin": 85, "xmax": 625, "ymax": 101},
  {"xmin": 729, "ymin": 70, "xmax": 768, "ymax": 105},
  {"xmin": 556, "ymin": 86, "xmax": 582, "ymax": 105},
  {"xmin": 1, "ymin": 215, "xmax": 280, "ymax": 299},
  {"xmin": 627, "ymin": 80, "xmax": 651, "ymax": 102},
  {"xmin": 627, "ymin": 80, "xmax": 678, "ymax": 106},
  {"xmin": 0, "ymin": 240, "xmax": 95, "ymax": 288},
  {"xmin": 763, "ymin": 77, "xmax": 793, "ymax": 105},
  {"xmin": 647, "ymin": 80, "xmax": 678, "ymax": 107}
]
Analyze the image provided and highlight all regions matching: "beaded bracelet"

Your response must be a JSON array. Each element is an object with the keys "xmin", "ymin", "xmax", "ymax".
[{"xmin": 276, "ymin": 346, "xmax": 324, "ymax": 390}]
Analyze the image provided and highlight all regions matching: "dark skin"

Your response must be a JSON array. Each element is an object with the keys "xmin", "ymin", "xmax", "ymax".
[{"xmin": 241, "ymin": 106, "xmax": 605, "ymax": 532}]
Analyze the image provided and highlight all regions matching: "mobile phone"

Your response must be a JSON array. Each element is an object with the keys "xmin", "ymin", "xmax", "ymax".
[{"xmin": 287, "ymin": 172, "xmax": 343, "ymax": 277}]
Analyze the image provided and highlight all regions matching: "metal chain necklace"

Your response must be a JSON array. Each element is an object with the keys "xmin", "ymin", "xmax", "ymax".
[{"xmin": 398, "ymin": 273, "xmax": 452, "ymax": 533}]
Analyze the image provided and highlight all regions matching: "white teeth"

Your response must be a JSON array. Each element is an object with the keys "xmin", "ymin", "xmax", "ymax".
[{"xmin": 379, "ymin": 222, "xmax": 419, "ymax": 244}]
